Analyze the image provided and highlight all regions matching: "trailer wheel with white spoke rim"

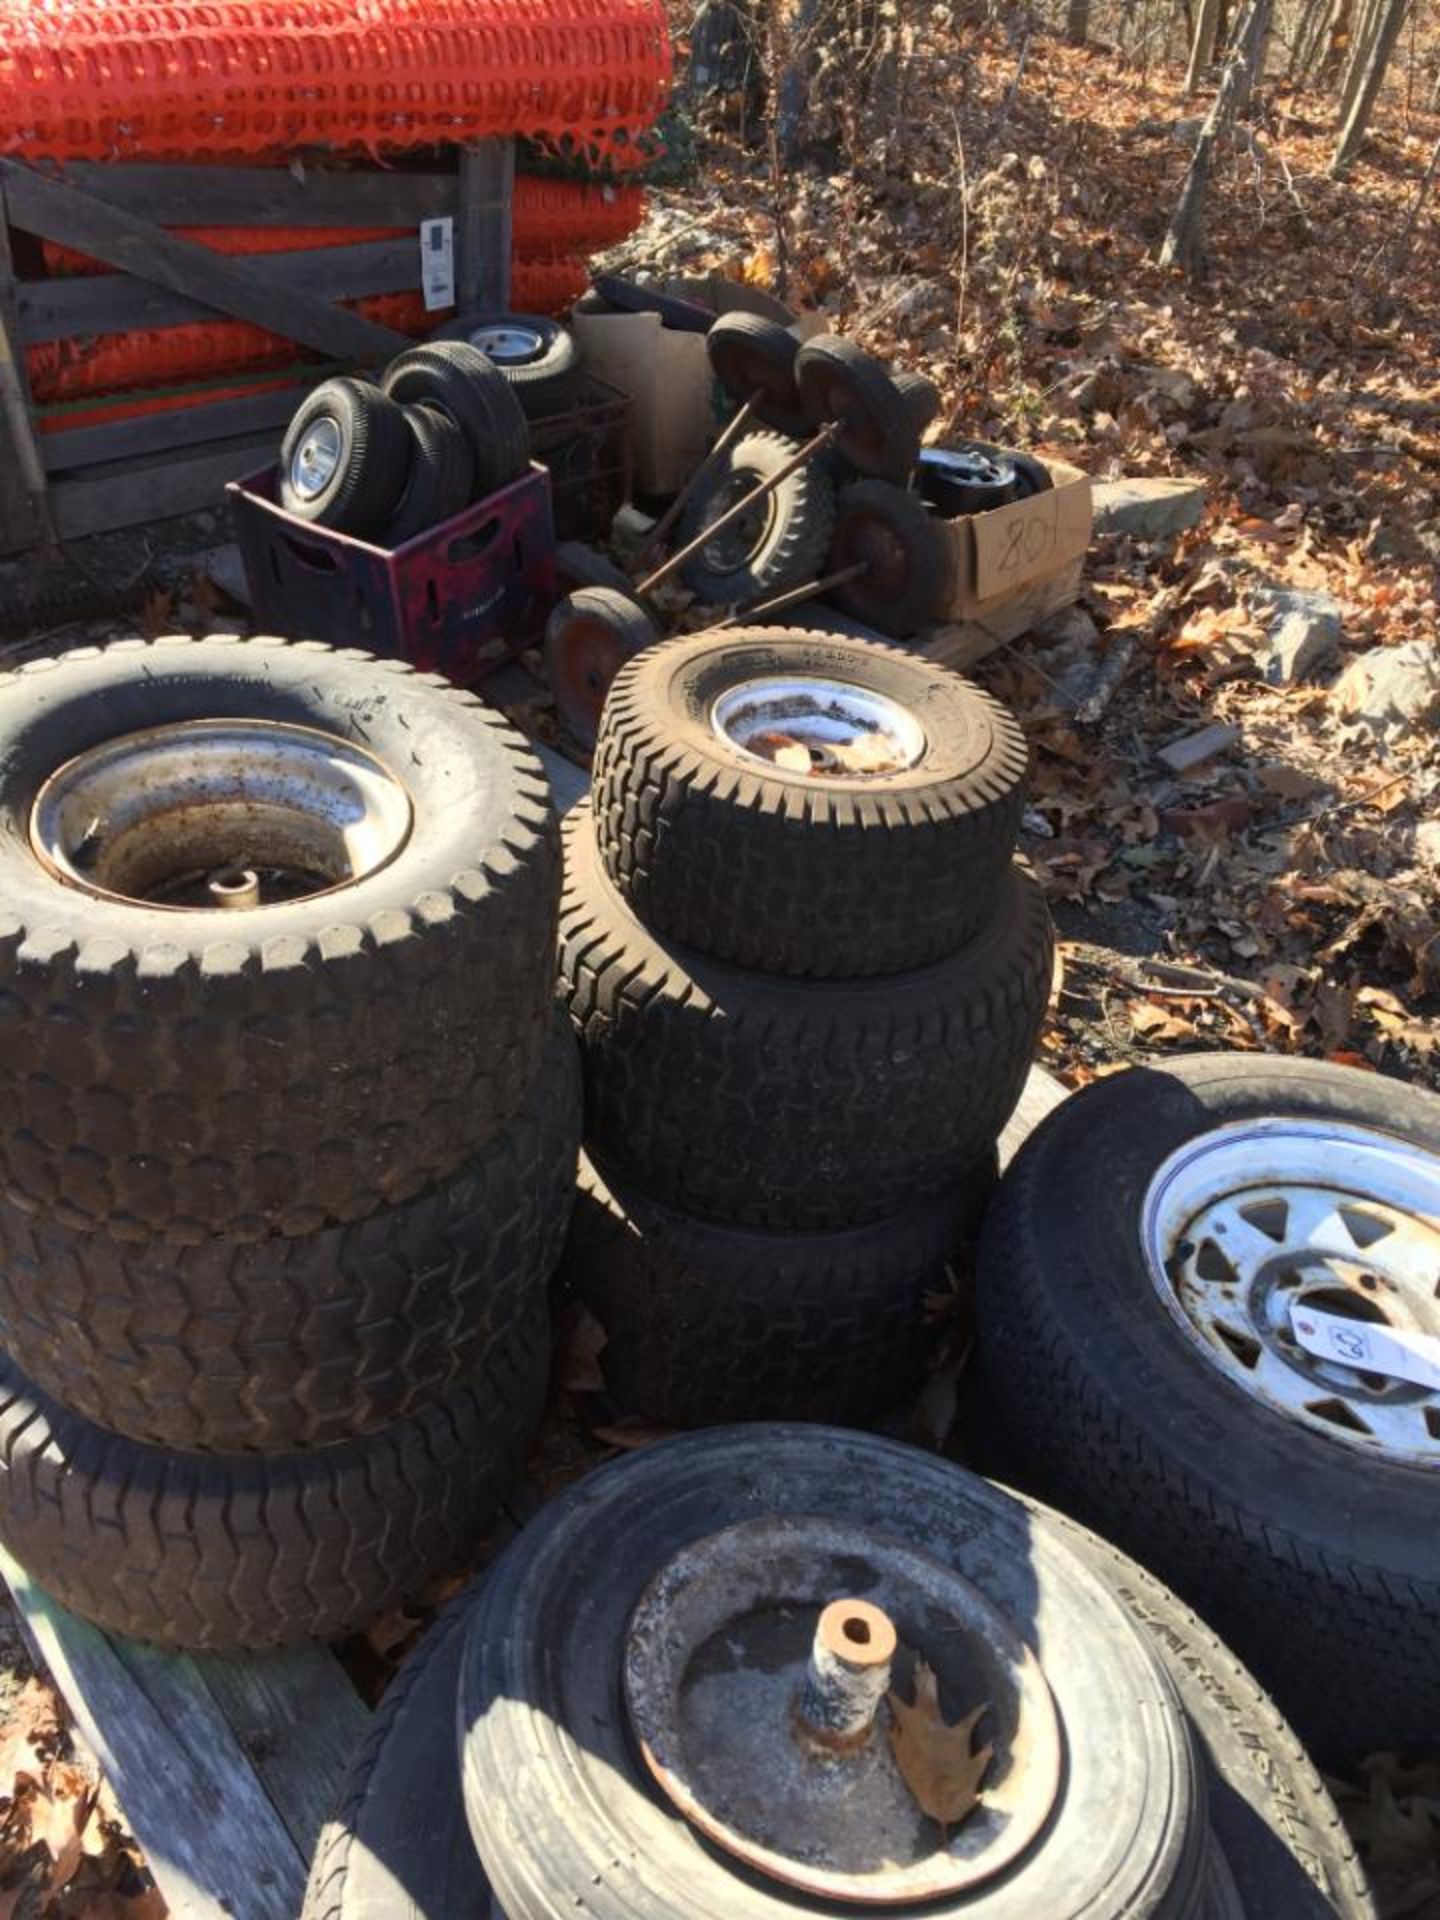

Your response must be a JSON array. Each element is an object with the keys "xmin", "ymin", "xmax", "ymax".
[{"xmin": 976, "ymin": 1052, "xmax": 1440, "ymax": 1767}]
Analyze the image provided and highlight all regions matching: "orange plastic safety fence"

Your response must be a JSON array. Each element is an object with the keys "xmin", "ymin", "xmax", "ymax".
[
  {"xmin": 28, "ymin": 257, "xmax": 589, "ymax": 401},
  {"xmin": 39, "ymin": 177, "xmax": 644, "ymax": 276},
  {"xmin": 0, "ymin": 2, "xmax": 671, "ymax": 166}
]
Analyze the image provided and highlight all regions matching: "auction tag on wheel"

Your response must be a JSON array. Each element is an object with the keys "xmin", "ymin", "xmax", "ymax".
[
  {"xmin": 420, "ymin": 217, "xmax": 456, "ymax": 312},
  {"xmin": 1288, "ymin": 1301, "xmax": 1440, "ymax": 1393}
]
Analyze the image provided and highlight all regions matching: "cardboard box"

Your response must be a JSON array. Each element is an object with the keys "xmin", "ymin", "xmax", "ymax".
[
  {"xmin": 571, "ymin": 310, "xmax": 712, "ymax": 496},
  {"xmin": 922, "ymin": 455, "xmax": 1093, "ymax": 669}
]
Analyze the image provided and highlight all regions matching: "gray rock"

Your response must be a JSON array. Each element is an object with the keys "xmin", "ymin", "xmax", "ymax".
[
  {"xmin": 1092, "ymin": 477, "xmax": 1207, "ymax": 540},
  {"xmin": 1248, "ymin": 584, "xmax": 1342, "ymax": 686},
  {"xmin": 1334, "ymin": 641, "xmax": 1440, "ymax": 737}
]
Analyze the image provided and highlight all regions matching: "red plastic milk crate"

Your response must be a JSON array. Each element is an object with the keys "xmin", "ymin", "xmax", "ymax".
[{"xmin": 228, "ymin": 464, "xmax": 557, "ymax": 685}]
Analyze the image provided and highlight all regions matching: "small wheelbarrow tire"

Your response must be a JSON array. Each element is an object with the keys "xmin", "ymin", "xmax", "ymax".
[
  {"xmin": 675, "ymin": 429, "xmax": 835, "ymax": 607},
  {"xmin": 278, "ymin": 379, "xmax": 413, "ymax": 535},
  {"xmin": 545, "ymin": 588, "xmax": 659, "ymax": 749},
  {"xmin": 795, "ymin": 334, "xmax": 920, "ymax": 481},
  {"xmin": 892, "ymin": 368, "xmax": 942, "ymax": 435},
  {"xmin": 706, "ymin": 312, "xmax": 809, "ymax": 436},
  {"xmin": 433, "ymin": 312, "xmax": 581, "ymax": 418},
  {"xmin": 382, "ymin": 342, "xmax": 531, "ymax": 497},
  {"xmin": 830, "ymin": 477, "xmax": 953, "ymax": 637},
  {"xmin": 383, "ymin": 405, "xmax": 476, "ymax": 546}
]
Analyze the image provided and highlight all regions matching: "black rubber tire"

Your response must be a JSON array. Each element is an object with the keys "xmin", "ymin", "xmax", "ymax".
[
  {"xmin": 560, "ymin": 804, "xmax": 1053, "ymax": 1229},
  {"xmin": 1049, "ymin": 1509, "xmax": 1374, "ymax": 1920},
  {"xmin": 302, "ymin": 1586, "xmax": 492, "ymax": 1920},
  {"xmin": 563, "ymin": 1151, "xmax": 996, "ymax": 1428},
  {"xmin": 591, "ymin": 627, "xmax": 1029, "ymax": 978},
  {"xmin": 706, "ymin": 312, "xmax": 808, "ymax": 436},
  {"xmin": 795, "ymin": 334, "xmax": 920, "ymax": 482},
  {"xmin": 976, "ymin": 1053, "xmax": 1440, "ymax": 1770},
  {"xmin": 555, "ymin": 540, "xmax": 633, "ymax": 596},
  {"xmin": 0, "ymin": 1020, "xmax": 580, "ymax": 1453},
  {"xmin": 544, "ymin": 589, "xmax": 659, "ymax": 751},
  {"xmin": 433, "ymin": 312, "xmax": 581, "ymax": 418},
  {"xmin": 917, "ymin": 445, "xmax": 1024, "ymax": 517},
  {"xmin": 278, "ymin": 379, "xmax": 413, "ymax": 535},
  {"xmin": 675, "ymin": 430, "xmax": 836, "ymax": 607},
  {"xmin": 459, "ymin": 1426, "xmax": 1212, "ymax": 1920},
  {"xmin": 382, "ymin": 343, "xmax": 531, "ymax": 499},
  {"xmin": 383, "ymin": 405, "xmax": 476, "ymax": 547},
  {"xmin": 829, "ymin": 477, "xmax": 954, "ymax": 638},
  {"xmin": 592, "ymin": 275, "xmax": 716, "ymax": 333},
  {"xmin": 0, "ymin": 1326, "xmax": 547, "ymax": 1650},
  {"xmin": 892, "ymin": 368, "xmax": 942, "ymax": 435},
  {"xmin": 0, "ymin": 635, "xmax": 559, "ymax": 1243}
]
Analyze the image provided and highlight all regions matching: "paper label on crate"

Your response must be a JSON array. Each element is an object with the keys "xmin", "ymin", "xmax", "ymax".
[
  {"xmin": 420, "ymin": 218, "xmax": 456, "ymax": 312},
  {"xmin": 1287, "ymin": 1301, "xmax": 1440, "ymax": 1393}
]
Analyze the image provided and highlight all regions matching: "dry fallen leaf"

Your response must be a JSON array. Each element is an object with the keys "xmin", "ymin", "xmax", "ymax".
[{"xmin": 887, "ymin": 1661, "xmax": 992, "ymax": 1840}]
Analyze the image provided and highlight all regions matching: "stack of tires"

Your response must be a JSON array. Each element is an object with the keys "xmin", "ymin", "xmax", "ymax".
[
  {"xmin": 556, "ymin": 622, "xmax": 1053, "ymax": 1427},
  {"xmin": 0, "ymin": 633, "xmax": 580, "ymax": 1650}
]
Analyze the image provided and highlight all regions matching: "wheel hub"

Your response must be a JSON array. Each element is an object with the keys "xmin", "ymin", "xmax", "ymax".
[
  {"xmin": 712, "ymin": 675, "xmax": 926, "ymax": 778},
  {"xmin": 468, "ymin": 322, "xmax": 545, "ymax": 364},
  {"xmin": 699, "ymin": 473, "xmax": 775, "ymax": 574},
  {"xmin": 623, "ymin": 1515, "xmax": 1060, "ymax": 1906},
  {"xmin": 30, "ymin": 719, "xmax": 414, "ymax": 912},
  {"xmin": 290, "ymin": 416, "xmax": 343, "ymax": 499},
  {"xmin": 1142, "ymin": 1117, "xmax": 1440, "ymax": 1461}
]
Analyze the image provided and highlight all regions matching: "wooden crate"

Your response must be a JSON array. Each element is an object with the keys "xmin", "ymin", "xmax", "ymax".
[{"xmin": 0, "ymin": 143, "xmax": 516, "ymax": 555}]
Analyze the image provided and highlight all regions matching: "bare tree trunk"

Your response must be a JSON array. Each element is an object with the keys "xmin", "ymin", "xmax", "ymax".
[
  {"xmin": 1337, "ymin": 0, "xmax": 1383, "ymax": 118},
  {"xmin": 1160, "ymin": 0, "xmax": 1273, "ymax": 276},
  {"xmin": 1332, "ymin": 0, "xmax": 1410, "ymax": 171},
  {"xmin": 1291, "ymin": 0, "xmax": 1335, "ymax": 80},
  {"xmin": 1184, "ymin": 0, "xmax": 1223, "ymax": 89},
  {"xmin": 1317, "ymin": 0, "xmax": 1356, "ymax": 79},
  {"xmin": 1066, "ymin": 0, "xmax": 1090, "ymax": 41}
]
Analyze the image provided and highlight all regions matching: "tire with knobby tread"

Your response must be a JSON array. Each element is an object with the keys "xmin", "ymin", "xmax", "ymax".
[
  {"xmin": 0, "ymin": 635, "xmax": 559, "ymax": 1243},
  {"xmin": 830, "ymin": 477, "xmax": 954, "ymax": 637},
  {"xmin": 382, "ymin": 343, "xmax": 530, "ymax": 498},
  {"xmin": 976, "ymin": 1053, "xmax": 1440, "ymax": 1769},
  {"xmin": 0, "ymin": 1327, "xmax": 547, "ymax": 1650},
  {"xmin": 591, "ymin": 627, "xmax": 1028, "ymax": 977},
  {"xmin": 795, "ymin": 334, "xmax": 919, "ymax": 481},
  {"xmin": 563, "ymin": 1151, "xmax": 996, "ymax": 1427},
  {"xmin": 301, "ymin": 1585, "xmax": 492, "ymax": 1920},
  {"xmin": 0, "ymin": 1020, "xmax": 580, "ymax": 1453},
  {"xmin": 675, "ymin": 430, "xmax": 835, "ymax": 607},
  {"xmin": 278, "ymin": 380, "xmax": 413, "ymax": 535},
  {"xmin": 706, "ymin": 312, "xmax": 808, "ymax": 435},
  {"xmin": 560, "ymin": 804, "xmax": 1053, "ymax": 1229},
  {"xmin": 384, "ymin": 405, "xmax": 476, "ymax": 547}
]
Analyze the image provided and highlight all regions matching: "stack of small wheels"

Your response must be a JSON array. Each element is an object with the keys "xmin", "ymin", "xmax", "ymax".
[
  {"xmin": 555, "ymin": 622, "xmax": 1052, "ymax": 1427},
  {"xmin": 0, "ymin": 633, "xmax": 580, "ymax": 1650},
  {"xmin": 303, "ymin": 1426, "xmax": 1373, "ymax": 1920}
]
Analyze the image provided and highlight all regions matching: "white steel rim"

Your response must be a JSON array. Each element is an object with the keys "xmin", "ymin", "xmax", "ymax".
[
  {"xmin": 1142, "ymin": 1117, "xmax": 1440, "ymax": 1463},
  {"xmin": 290, "ymin": 416, "xmax": 343, "ymax": 499},
  {"xmin": 712, "ymin": 676, "xmax": 927, "ymax": 778},
  {"xmin": 470, "ymin": 322, "xmax": 545, "ymax": 362}
]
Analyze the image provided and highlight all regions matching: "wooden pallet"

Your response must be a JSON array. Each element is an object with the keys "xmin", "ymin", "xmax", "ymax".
[
  {"xmin": 0, "ymin": 740, "xmax": 1070, "ymax": 1919},
  {"xmin": 0, "ymin": 143, "xmax": 515, "ymax": 555}
]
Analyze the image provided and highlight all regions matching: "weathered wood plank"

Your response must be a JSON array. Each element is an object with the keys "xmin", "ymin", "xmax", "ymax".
[
  {"xmin": 0, "ymin": 1545, "xmax": 308, "ymax": 1920},
  {"xmin": 456, "ymin": 138, "xmax": 514, "ymax": 313},
  {"xmin": 44, "ymin": 163, "xmax": 457, "ymax": 229},
  {"xmin": 19, "ymin": 238, "xmax": 424, "ymax": 346},
  {"xmin": 42, "ymin": 387, "xmax": 306, "ymax": 474},
  {"xmin": 41, "ymin": 433, "xmax": 280, "ymax": 549},
  {"xmin": 1, "ymin": 162, "xmax": 411, "ymax": 363},
  {"xmin": 0, "ymin": 183, "xmax": 49, "ymax": 549}
]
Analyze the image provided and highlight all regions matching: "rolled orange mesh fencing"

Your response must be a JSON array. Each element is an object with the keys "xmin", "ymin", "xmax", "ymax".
[
  {"xmin": 37, "ymin": 177, "xmax": 645, "ymax": 276},
  {"xmin": 29, "ymin": 255, "xmax": 589, "ymax": 400},
  {"xmin": 0, "ymin": 2, "xmax": 670, "ymax": 166}
]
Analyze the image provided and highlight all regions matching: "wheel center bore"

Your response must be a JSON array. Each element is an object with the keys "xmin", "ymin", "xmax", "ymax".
[
  {"xmin": 712, "ymin": 676, "xmax": 926, "ymax": 779},
  {"xmin": 622, "ymin": 1515, "xmax": 1060, "ymax": 1906},
  {"xmin": 29, "ymin": 718, "xmax": 414, "ymax": 912}
]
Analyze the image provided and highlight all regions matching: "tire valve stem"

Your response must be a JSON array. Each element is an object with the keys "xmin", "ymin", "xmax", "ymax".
[
  {"xmin": 794, "ymin": 1598, "xmax": 897, "ymax": 1754},
  {"xmin": 208, "ymin": 866, "xmax": 261, "ymax": 911}
]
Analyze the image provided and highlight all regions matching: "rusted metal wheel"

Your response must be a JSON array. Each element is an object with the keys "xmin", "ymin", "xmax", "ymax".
[
  {"xmin": 795, "ymin": 335, "xmax": 919, "ymax": 481},
  {"xmin": 544, "ymin": 588, "xmax": 659, "ymax": 747},
  {"xmin": 707, "ymin": 313, "xmax": 809, "ymax": 436},
  {"xmin": 829, "ymin": 478, "xmax": 952, "ymax": 638}
]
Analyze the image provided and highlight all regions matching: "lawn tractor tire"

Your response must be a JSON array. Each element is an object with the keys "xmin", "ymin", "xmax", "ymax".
[
  {"xmin": 382, "ymin": 343, "xmax": 530, "ymax": 498},
  {"xmin": 0, "ymin": 635, "xmax": 560, "ymax": 1243},
  {"xmin": 384, "ymin": 405, "xmax": 476, "ymax": 546},
  {"xmin": 675, "ymin": 430, "xmax": 836, "ymax": 608},
  {"xmin": 0, "ymin": 1326, "xmax": 548, "ymax": 1650},
  {"xmin": 591, "ymin": 627, "xmax": 1029, "ymax": 978},
  {"xmin": 561, "ymin": 1151, "xmax": 996, "ymax": 1428},
  {"xmin": 706, "ymin": 312, "xmax": 808, "ymax": 436},
  {"xmin": 976, "ymin": 1052, "xmax": 1440, "ymax": 1769},
  {"xmin": 795, "ymin": 334, "xmax": 920, "ymax": 482},
  {"xmin": 432, "ymin": 312, "xmax": 580, "ymax": 417},
  {"xmin": 0, "ymin": 1019, "xmax": 581, "ymax": 1453},
  {"xmin": 560, "ymin": 803, "xmax": 1053, "ymax": 1230},
  {"xmin": 302, "ymin": 1586, "xmax": 493, "ymax": 1920},
  {"xmin": 278, "ymin": 379, "xmax": 413, "ymax": 535},
  {"xmin": 830, "ymin": 477, "xmax": 954, "ymax": 637}
]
